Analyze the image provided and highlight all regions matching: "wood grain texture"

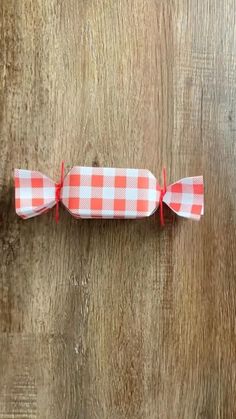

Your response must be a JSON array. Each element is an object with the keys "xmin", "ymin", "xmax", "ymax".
[{"xmin": 0, "ymin": 0, "xmax": 236, "ymax": 418}]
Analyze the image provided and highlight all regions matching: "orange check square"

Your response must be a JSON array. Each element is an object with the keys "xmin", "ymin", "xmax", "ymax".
[
  {"xmin": 137, "ymin": 177, "xmax": 149, "ymax": 189},
  {"xmin": 170, "ymin": 203, "xmax": 181, "ymax": 212},
  {"xmin": 15, "ymin": 198, "xmax": 21, "ymax": 209},
  {"xmin": 193, "ymin": 184, "xmax": 203, "ymax": 194},
  {"xmin": 115, "ymin": 176, "xmax": 126, "ymax": 188},
  {"xmin": 69, "ymin": 198, "xmax": 80, "ymax": 209},
  {"xmin": 114, "ymin": 199, "xmax": 126, "ymax": 211},
  {"xmin": 32, "ymin": 178, "xmax": 44, "ymax": 188},
  {"xmin": 92, "ymin": 175, "xmax": 104, "ymax": 187},
  {"xmin": 191, "ymin": 204, "xmax": 202, "ymax": 214},
  {"xmin": 91, "ymin": 198, "xmax": 103, "ymax": 210},
  {"xmin": 32, "ymin": 198, "xmax": 44, "ymax": 207},
  {"xmin": 69, "ymin": 174, "xmax": 80, "ymax": 186},
  {"xmin": 137, "ymin": 200, "xmax": 148, "ymax": 212},
  {"xmin": 171, "ymin": 183, "xmax": 182, "ymax": 193},
  {"xmin": 15, "ymin": 177, "xmax": 20, "ymax": 188}
]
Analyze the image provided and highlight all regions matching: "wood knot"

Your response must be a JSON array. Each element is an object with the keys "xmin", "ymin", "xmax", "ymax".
[{"xmin": 92, "ymin": 157, "xmax": 99, "ymax": 167}]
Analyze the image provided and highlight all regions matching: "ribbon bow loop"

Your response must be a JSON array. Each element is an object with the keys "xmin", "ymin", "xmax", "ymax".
[{"xmin": 162, "ymin": 175, "xmax": 204, "ymax": 220}]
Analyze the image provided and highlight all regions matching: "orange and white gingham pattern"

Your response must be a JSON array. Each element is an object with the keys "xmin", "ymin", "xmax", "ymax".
[
  {"xmin": 163, "ymin": 176, "xmax": 204, "ymax": 220},
  {"xmin": 14, "ymin": 167, "xmax": 204, "ymax": 221},
  {"xmin": 61, "ymin": 167, "xmax": 158, "ymax": 218},
  {"xmin": 14, "ymin": 169, "xmax": 56, "ymax": 219}
]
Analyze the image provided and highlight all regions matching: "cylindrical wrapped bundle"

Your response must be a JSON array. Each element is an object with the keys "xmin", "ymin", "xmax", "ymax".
[
  {"xmin": 14, "ymin": 165, "xmax": 204, "ymax": 222},
  {"xmin": 61, "ymin": 167, "xmax": 158, "ymax": 219}
]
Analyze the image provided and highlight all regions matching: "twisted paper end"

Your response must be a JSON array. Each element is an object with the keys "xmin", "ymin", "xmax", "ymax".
[{"xmin": 162, "ymin": 175, "xmax": 204, "ymax": 221}]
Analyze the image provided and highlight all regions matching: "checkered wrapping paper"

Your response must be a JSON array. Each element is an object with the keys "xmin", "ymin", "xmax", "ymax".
[
  {"xmin": 14, "ymin": 166, "xmax": 204, "ymax": 221},
  {"xmin": 14, "ymin": 169, "xmax": 56, "ymax": 219},
  {"xmin": 61, "ymin": 167, "xmax": 158, "ymax": 218},
  {"xmin": 163, "ymin": 176, "xmax": 204, "ymax": 221}
]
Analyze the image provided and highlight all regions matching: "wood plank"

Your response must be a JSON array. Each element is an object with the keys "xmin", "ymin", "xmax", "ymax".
[{"xmin": 0, "ymin": 0, "xmax": 235, "ymax": 418}]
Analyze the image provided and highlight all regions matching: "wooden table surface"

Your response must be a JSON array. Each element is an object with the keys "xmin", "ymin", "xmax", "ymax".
[{"xmin": 0, "ymin": 1, "xmax": 236, "ymax": 418}]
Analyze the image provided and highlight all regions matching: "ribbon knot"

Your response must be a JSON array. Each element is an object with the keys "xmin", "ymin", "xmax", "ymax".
[
  {"xmin": 159, "ymin": 167, "xmax": 167, "ymax": 226},
  {"xmin": 55, "ymin": 161, "xmax": 64, "ymax": 223}
]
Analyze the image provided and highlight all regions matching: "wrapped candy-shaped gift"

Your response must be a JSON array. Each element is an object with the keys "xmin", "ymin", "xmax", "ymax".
[{"xmin": 14, "ymin": 164, "xmax": 204, "ymax": 225}]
